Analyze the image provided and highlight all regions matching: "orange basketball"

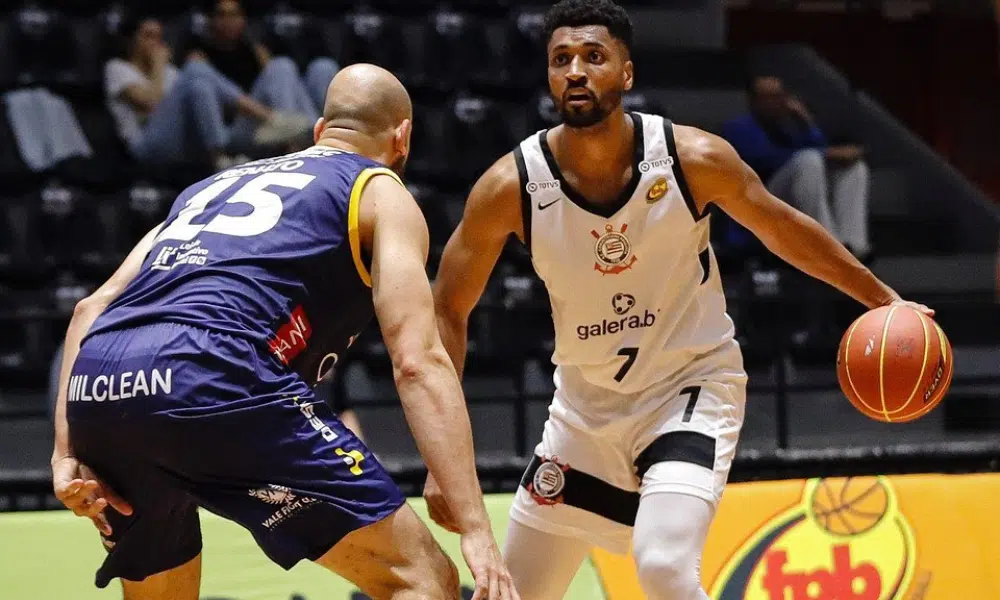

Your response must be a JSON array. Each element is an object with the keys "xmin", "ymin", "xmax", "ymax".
[{"xmin": 836, "ymin": 305, "xmax": 953, "ymax": 423}]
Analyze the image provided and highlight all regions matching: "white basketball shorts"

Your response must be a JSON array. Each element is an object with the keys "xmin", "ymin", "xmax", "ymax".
[{"xmin": 509, "ymin": 349, "xmax": 747, "ymax": 554}]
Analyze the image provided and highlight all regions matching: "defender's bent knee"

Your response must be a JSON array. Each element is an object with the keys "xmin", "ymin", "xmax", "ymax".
[{"xmin": 316, "ymin": 505, "xmax": 461, "ymax": 599}]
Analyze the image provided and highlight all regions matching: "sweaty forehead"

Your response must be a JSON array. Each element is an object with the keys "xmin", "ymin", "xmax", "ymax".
[{"xmin": 548, "ymin": 25, "xmax": 618, "ymax": 52}]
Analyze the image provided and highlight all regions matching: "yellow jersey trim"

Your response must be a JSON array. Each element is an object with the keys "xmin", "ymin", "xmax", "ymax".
[{"xmin": 348, "ymin": 167, "xmax": 404, "ymax": 287}]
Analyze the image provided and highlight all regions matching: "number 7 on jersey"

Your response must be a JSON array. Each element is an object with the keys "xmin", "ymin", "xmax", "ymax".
[{"xmin": 614, "ymin": 346, "xmax": 639, "ymax": 382}]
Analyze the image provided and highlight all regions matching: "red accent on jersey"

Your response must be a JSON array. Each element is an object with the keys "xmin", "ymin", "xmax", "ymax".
[{"xmin": 268, "ymin": 306, "xmax": 312, "ymax": 365}]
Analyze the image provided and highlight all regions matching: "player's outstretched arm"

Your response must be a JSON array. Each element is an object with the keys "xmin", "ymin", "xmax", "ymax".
[
  {"xmin": 677, "ymin": 125, "xmax": 930, "ymax": 315},
  {"xmin": 423, "ymin": 155, "xmax": 521, "ymax": 536},
  {"xmin": 51, "ymin": 224, "xmax": 161, "ymax": 532},
  {"xmin": 362, "ymin": 175, "xmax": 519, "ymax": 600},
  {"xmin": 433, "ymin": 154, "xmax": 523, "ymax": 379}
]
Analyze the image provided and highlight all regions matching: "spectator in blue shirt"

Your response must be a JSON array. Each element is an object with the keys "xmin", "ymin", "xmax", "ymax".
[{"xmin": 724, "ymin": 76, "xmax": 871, "ymax": 261}]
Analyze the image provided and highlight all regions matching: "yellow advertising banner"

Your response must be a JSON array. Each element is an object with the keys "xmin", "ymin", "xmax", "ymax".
[
  {"xmin": 3, "ymin": 474, "xmax": 999, "ymax": 599},
  {"xmin": 595, "ymin": 473, "xmax": 1000, "ymax": 600}
]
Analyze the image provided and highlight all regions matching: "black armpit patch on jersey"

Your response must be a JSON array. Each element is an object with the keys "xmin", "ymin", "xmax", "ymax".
[
  {"xmin": 699, "ymin": 248, "xmax": 711, "ymax": 284},
  {"xmin": 514, "ymin": 146, "xmax": 532, "ymax": 255},
  {"xmin": 663, "ymin": 119, "xmax": 708, "ymax": 222}
]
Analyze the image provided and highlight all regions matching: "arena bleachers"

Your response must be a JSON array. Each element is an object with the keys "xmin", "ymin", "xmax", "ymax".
[{"xmin": 1, "ymin": 0, "xmax": 999, "ymax": 494}]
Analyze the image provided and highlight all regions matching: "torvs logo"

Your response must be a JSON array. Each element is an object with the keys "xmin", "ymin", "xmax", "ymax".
[
  {"xmin": 526, "ymin": 180, "xmax": 560, "ymax": 194},
  {"xmin": 638, "ymin": 156, "xmax": 674, "ymax": 173},
  {"xmin": 592, "ymin": 223, "xmax": 638, "ymax": 275},
  {"xmin": 710, "ymin": 477, "xmax": 917, "ymax": 600}
]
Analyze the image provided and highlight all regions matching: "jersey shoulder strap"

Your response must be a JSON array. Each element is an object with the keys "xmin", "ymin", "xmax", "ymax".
[
  {"xmin": 513, "ymin": 132, "xmax": 560, "ymax": 255},
  {"xmin": 346, "ymin": 165, "xmax": 403, "ymax": 287},
  {"xmin": 652, "ymin": 114, "xmax": 704, "ymax": 222}
]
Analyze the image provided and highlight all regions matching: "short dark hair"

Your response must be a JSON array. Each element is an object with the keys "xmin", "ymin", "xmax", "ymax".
[
  {"xmin": 543, "ymin": 0, "xmax": 634, "ymax": 54},
  {"xmin": 114, "ymin": 13, "xmax": 156, "ymax": 58}
]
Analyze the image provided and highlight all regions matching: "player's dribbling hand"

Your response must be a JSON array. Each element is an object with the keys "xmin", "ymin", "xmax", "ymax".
[
  {"xmin": 890, "ymin": 299, "xmax": 935, "ymax": 317},
  {"xmin": 424, "ymin": 472, "xmax": 461, "ymax": 533},
  {"xmin": 461, "ymin": 529, "xmax": 520, "ymax": 600},
  {"xmin": 52, "ymin": 455, "xmax": 133, "ymax": 536}
]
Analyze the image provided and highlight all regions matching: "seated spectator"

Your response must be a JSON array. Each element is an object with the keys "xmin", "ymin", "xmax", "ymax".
[
  {"xmin": 724, "ymin": 76, "xmax": 872, "ymax": 261},
  {"xmin": 106, "ymin": 15, "xmax": 310, "ymax": 169},
  {"xmin": 185, "ymin": 0, "xmax": 339, "ymax": 124}
]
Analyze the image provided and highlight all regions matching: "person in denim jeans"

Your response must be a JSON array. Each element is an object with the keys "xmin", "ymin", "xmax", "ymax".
[
  {"xmin": 105, "ymin": 15, "xmax": 313, "ymax": 169},
  {"xmin": 186, "ymin": 0, "xmax": 340, "ymax": 126},
  {"xmin": 724, "ymin": 76, "xmax": 871, "ymax": 262}
]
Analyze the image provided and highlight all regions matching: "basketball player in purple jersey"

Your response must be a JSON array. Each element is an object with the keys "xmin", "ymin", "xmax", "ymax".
[{"xmin": 50, "ymin": 64, "xmax": 518, "ymax": 600}]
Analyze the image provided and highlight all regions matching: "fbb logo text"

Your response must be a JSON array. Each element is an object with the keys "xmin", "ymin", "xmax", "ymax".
[{"xmin": 762, "ymin": 545, "xmax": 881, "ymax": 600}]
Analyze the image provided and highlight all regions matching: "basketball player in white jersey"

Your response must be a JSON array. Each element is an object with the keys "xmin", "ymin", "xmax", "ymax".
[{"xmin": 425, "ymin": 1, "xmax": 931, "ymax": 598}]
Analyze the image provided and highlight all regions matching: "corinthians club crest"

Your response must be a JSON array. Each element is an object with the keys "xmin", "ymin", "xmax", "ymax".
[
  {"xmin": 528, "ymin": 456, "xmax": 570, "ymax": 506},
  {"xmin": 591, "ymin": 223, "xmax": 638, "ymax": 275}
]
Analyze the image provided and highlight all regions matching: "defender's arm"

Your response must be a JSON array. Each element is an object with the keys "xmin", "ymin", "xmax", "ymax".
[
  {"xmin": 52, "ymin": 224, "xmax": 162, "ymax": 461},
  {"xmin": 361, "ymin": 174, "xmax": 493, "ymax": 535},
  {"xmin": 676, "ymin": 125, "xmax": 902, "ymax": 310},
  {"xmin": 433, "ymin": 154, "xmax": 523, "ymax": 379},
  {"xmin": 51, "ymin": 225, "xmax": 160, "ymax": 531}
]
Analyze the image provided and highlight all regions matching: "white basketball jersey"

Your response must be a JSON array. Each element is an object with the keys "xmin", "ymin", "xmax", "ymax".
[{"xmin": 516, "ymin": 113, "xmax": 738, "ymax": 394}]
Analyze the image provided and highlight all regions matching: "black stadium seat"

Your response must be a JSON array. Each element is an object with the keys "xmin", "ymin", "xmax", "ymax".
[
  {"xmin": 442, "ymin": 94, "xmax": 515, "ymax": 183},
  {"xmin": 63, "ymin": 101, "xmax": 132, "ymax": 192},
  {"xmin": 8, "ymin": 7, "xmax": 80, "ymax": 88},
  {"xmin": 0, "ymin": 317, "xmax": 57, "ymax": 386},
  {"xmin": 35, "ymin": 184, "xmax": 80, "ymax": 270},
  {"xmin": 37, "ymin": 185, "xmax": 112, "ymax": 277},
  {"xmin": 407, "ymin": 103, "xmax": 448, "ymax": 182},
  {"xmin": 422, "ymin": 10, "xmax": 492, "ymax": 92},
  {"xmin": 120, "ymin": 184, "xmax": 173, "ymax": 247},
  {"xmin": 406, "ymin": 182, "xmax": 448, "ymax": 247},
  {"xmin": 0, "ymin": 200, "xmax": 49, "ymax": 284},
  {"xmin": 0, "ymin": 319, "xmax": 32, "ymax": 383},
  {"xmin": 502, "ymin": 8, "xmax": 548, "ymax": 90},
  {"xmin": 341, "ymin": 9, "xmax": 407, "ymax": 80},
  {"xmin": 0, "ymin": 202, "xmax": 15, "ymax": 280},
  {"xmin": 260, "ymin": 8, "xmax": 330, "ymax": 71}
]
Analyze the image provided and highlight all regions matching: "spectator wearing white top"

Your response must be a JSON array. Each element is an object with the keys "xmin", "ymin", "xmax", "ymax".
[{"xmin": 105, "ymin": 15, "xmax": 311, "ymax": 169}]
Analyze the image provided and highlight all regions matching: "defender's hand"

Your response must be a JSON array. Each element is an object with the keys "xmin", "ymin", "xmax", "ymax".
[
  {"xmin": 461, "ymin": 529, "xmax": 520, "ymax": 600},
  {"xmin": 52, "ymin": 455, "xmax": 133, "ymax": 535},
  {"xmin": 424, "ymin": 472, "xmax": 461, "ymax": 534}
]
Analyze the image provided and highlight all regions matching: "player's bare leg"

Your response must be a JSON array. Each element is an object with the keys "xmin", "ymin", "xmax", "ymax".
[
  {"xmin": 315, "ymin": 504, "xmax": 460, "ymax": 600},
  {"xmin": 120, "ymin": 553, "xmax": 201, "ymax": 600},
  {"xmin": 632, "ymin": 492, "xmax": 713, "ymax": 600},
  {"xmin": 502, "ymin": 521, "xmax": 592, "ymax": 600}
]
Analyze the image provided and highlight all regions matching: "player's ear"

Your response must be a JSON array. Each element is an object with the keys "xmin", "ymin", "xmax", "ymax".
[
  {"xmin": 623, "ymin": 59, "xmax": 634, "ymax": 93},
  {"xmin": 313, "ymin": 117, "xmax": 325, "ymax": 144},
  {"xmin": 395, "ymin": 118, "xmax": 412, "ymax": 155}
]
